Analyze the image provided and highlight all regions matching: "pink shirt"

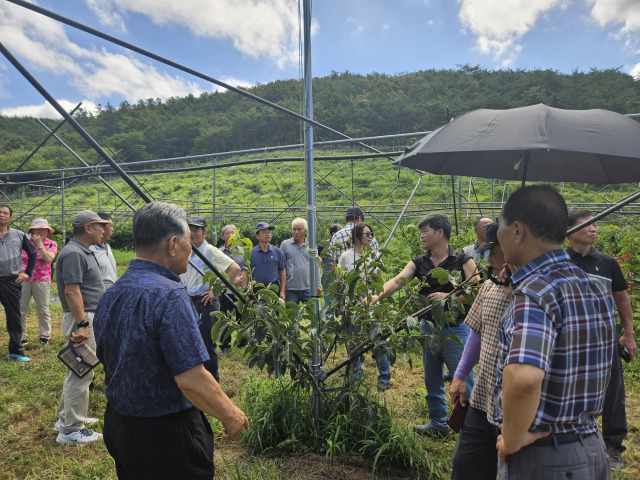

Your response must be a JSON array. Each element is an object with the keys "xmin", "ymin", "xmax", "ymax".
[{"xmin": 21, "ymin": 236, "xmax": 58, "ymax": 282}]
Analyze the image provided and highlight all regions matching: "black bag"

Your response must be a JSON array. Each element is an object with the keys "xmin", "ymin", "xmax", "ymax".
[{"xmin": 57, "ymin": 343, "xmax": 100, "ymax": 378}]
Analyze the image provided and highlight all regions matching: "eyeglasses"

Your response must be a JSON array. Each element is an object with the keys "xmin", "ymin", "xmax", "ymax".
[{"xmin": 363, "ymin": 232, "xmax": 373, "ymax": 237}]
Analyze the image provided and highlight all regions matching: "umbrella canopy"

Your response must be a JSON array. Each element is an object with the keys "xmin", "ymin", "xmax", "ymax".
[{"xmin": 393, "ymin": 104, "xmax": 640, "ymax": 184}]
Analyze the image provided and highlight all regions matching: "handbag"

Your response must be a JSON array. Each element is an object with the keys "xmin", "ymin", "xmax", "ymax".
[
  {"xmin": 446, "ymin": 398, "xmax": 469, "ymax": 433},
  {"xmin": 57, "ymin": 342, "xmax": 101, "ymax": 378}
]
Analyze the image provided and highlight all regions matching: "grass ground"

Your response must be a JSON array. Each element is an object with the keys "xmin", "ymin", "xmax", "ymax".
[{"xmin": 1, "ymin": 250, "xmax": 639, "ymax": 479}]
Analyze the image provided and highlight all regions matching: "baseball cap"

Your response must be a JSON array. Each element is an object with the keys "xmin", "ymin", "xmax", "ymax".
[
  {"xmin": 72, "ymin": 210, "xmax": 112, "ymax": 229},
  {"xmin": 346, "ymin": 206, "xmax": 364, "ymax": 221},
  {"xmin": 254, "ymin": 222, "xmax": 275, "ymax": 232},
  {"xmin": 475, "ymin": 222, "xmax": 499, "ymax": 253},
  {"xmin": 186, "ymin": 216, "xmax": 207, "ymax": 229}
]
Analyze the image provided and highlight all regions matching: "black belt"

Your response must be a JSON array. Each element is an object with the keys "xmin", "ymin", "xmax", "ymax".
[
  {"xmin": 531, "ymin": 431, "xmax": 596, "ymax": 447},
  {"xmin": 0, "ymin": 275, "xmax": 17, "ymax": 282}
]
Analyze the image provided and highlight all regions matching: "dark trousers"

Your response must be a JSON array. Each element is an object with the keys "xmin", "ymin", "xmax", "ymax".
[
  {"xmin": 451, "ymin": 405, "xmax": 500, "ymax": 480},
  {"xmin": 191, "ymin": 296, "xmax": 220, "ymax": 382},
  {"xmin": 104, "ymin": 403, "xmax": 214, "ymax": 480},
  {"xmin": 0, "ymin": 279, "xmax": 24, "ymax": 355},
  {"xmin": 219, "ymin": 292, "xmax": 238, "ymax": 349},
  {"xmin": 602, "ymin": 348, "xmax": 627, "ymax": 453}
]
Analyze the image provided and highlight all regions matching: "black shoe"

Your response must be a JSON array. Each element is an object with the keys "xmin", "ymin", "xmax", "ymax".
[
  {"xmin": 377, "ymin": 382, "xmax": 390, "ymax": 392},
  {"xmin": 40, "ymin": 338, "xmax": 50, "ymax": 347},
  {"xmin": 21, "ymin": 339, "xmax": 29, "ymax": 346},
  {"xmin": 413, "ymin": 424, "xmax": 450, "ymax": 439},
  {"xmin": 607, "ymin": 447, "xmax": 624, "ymax": 470}
]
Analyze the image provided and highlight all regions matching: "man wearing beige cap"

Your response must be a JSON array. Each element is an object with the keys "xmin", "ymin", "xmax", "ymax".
[
  {"xmin": 55, "ymin": 210, "xmax": 110, "ymax": 445},
  {"xmin": 20, "ymin": 218, "xmax": 58, "ymax": 347}
]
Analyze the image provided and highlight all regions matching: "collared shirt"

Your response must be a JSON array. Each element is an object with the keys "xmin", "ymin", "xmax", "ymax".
[
  {"xmin": 412, "ymin": 245, "xmax": 473, "ymax": 323},
  {"xmin": 94, "ymin": 259, "xmax": 208, "ymax": 417},
  {"xmin": 330, "ymin": 222, "xmax": 380, "ymax": 261},
  {"xmin": 464, "ymin": 279, "xmax": 510, "ymax": 417},
  {"xmin": 280, "ymin": 238, "xmax": 320, "ymax": 291},
  {"xmin": 0, "ymin": 227, "xmax": 36, "ymax": 277},
  {"xmin": 250, "ymin": 243, "xmax": 285, "ymax": 285},
  {"xmin": 221, "ymin": 244, "xmax": 247, "ymax": 294},
  {"xmin": 89, "ymin": 243, "xmax": 118, "ymax": 289},
  {"xmin": 181, "ymin": 240, "xmax": 233, "ymax": 296},
  {"xmin": 566, "ymin": 246, "xmax": 628, "ymax": 292},
  {"xmin": 462, "ymin": 242, "xmax": 490, "ymax": 265},
  {"xmin": 22, "ymin": 236, "xmax": 57, "ymax": 282},
  {"xmin": 56, "ymin": 238, "xmax": 105, "ymax": 312},
  {"xmin": 494, "ymin": 249, "xmax": 616, "ymax": 435}
]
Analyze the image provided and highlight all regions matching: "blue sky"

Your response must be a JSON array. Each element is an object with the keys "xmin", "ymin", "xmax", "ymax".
[{"xmin": 0, "ymin": 0, "xmax": 639, "ymax": 118}]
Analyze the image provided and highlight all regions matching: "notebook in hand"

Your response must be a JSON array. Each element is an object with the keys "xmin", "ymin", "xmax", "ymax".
[{"xmin": 446, "ymin": 398, "xmax": 469, "ymax": 433}]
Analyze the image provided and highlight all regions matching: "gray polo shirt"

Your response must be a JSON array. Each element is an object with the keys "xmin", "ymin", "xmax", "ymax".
[
  {"xmin": 0, "ymin": 228, "xmax": 36, "ymax": 277},
  {"xmin": 280, "ymin": 238, "xmax": 320, "ymax": 291},
  {"xmin": 56, "ymin": 238, "xmax": 106, "ymax": 312},
  {"xmin": 90, "ymin": 243, "xmax": 118, "ymax": 289}
]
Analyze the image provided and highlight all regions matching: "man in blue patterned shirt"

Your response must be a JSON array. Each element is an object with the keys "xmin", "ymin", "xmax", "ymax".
[
  {"xmin": 94, "ymin": 202, "xmax": 248, "ymax": 480},
  {"xmin": 493, "ymin": 185, "xmax": 616, "ymax": 480}
]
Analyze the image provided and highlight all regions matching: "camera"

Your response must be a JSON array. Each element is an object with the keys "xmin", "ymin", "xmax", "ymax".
[{"xmin": 619, "ymin": 346, "xmax": 631, "ymax": 363}]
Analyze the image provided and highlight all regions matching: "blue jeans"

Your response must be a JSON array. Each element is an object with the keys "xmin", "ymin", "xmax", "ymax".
[
  {"xmin": 348, "ymin": 345, "xmax": 391, "ymax": 384},
  {"xmin": 420, "ymin": 320, "xmax": 474, "ymax": 431},
  {"xmin": 285, "ymin": 289, "xmax": 311, "ymax": 304}
]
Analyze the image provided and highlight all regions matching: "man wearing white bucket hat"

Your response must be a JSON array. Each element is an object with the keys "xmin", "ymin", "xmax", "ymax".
[{"xmin": 20, "ymin": 218, "xmax": 58, "ymax": 347}]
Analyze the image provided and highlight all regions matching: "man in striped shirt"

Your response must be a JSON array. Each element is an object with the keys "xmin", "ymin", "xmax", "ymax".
[{"xmin": 494, "ymin": 185, "xmax": 616, "ymax": 480}]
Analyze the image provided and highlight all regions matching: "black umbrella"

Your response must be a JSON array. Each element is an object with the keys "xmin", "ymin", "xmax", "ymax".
[{"xmin": 393, "ymin": 104, "xmax": 640, "ymax": 184}]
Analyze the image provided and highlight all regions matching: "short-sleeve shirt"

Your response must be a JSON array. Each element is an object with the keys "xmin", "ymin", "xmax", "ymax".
[
  {"xmin": 464, "ymin": 280, "xmax": 510, "ymax": 417},
  {"xmin": 89, "ymin": 243, "xmax": 118, "ymax": 289},
  {"xmin": 0, "ymin": 228, "xmax": 35, "ymax": 277},
  {"xmin": 56, "ymin": 239, "xmax": 105, "ymax": 312},
  {"xmin": 566, "ymin": 247, "xmax": 628, "ymax": 292},
  {"xmin": 493, "ymin": 249, "xmax": 616, "ymax": 435},
  {"xmin": 280, "ymin": 238, "xmax": 320, "ymax": 291},
  {"xmin": 94, "ymin": 259, "xmax": 209, "ymax": 417},
  {"xmin": 412, "ymin": 245, "xmax": 473, "ymax": 323},
  {"xmin": 22, "ymin": 236, "xmax": 57, "ymax": 282},
  {"xmin": 182, "ymin": 240, "xmax": 233, "ymax": 296},
  {"xmin": 250, "ymin": 244, "xmax": 285, "ymax": 285},
  {"xmin": 462, "ymin": 242, "xmax": 490, "ymax": 265}
]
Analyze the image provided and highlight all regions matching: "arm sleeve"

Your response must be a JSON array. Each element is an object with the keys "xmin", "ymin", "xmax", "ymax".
[
  {"xmin": 22, "ymin": 234, "xmax": 37, "ymax": 277},
  {"xmin": 453, "ymin": 330, "xmax": 481, "ymax": 380}
]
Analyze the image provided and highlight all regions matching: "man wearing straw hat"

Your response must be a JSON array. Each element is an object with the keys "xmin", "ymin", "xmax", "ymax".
[{"xmin": 20, "ymin": 218, "xmax": 58, "ymax": 347}]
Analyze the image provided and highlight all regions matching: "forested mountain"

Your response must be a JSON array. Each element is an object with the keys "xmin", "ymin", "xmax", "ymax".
[{"xmin": 1, "ymin": 66, "xmax": 639, "ymax": 179}]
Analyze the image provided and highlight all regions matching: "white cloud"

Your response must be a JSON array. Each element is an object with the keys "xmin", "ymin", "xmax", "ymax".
[
  {"xmin": 0, "ymin": 99, "xmax": 98, "ymax": 119},
  {"xmin": 588, "ymin": 0, "xmax": 640, "ymax": 32},
  {"xmin": 211, "ymin": 76, "xmax": 254, "ymax": 93},
  {"xmin": 631, "ymin": 62, "xmax": 640, "ymax": 80},
  {"xmin": 86, "ymin": 0, "xmax": 127, "ymax": 32},
  {"xmin": 101, "ymin": 0, "xmax": 315, "ymax": 68},
  {"xmin": 457, "ymin": 0, "xmax": 561, "ymax": 60},
  {"xmin": 0, "ymin": 1, "xmax": 202, "ymax": 105}
]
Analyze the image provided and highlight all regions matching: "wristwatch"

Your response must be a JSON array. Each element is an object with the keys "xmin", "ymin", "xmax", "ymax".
[{"xmin": 77, "ymin": 319, "xmax": 90, "ymax": 328}]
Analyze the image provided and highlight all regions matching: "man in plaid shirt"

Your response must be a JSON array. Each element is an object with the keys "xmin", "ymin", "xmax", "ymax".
[{"xmin": 494, "ymin": 186, "xmax": 616, "ymax": 479}]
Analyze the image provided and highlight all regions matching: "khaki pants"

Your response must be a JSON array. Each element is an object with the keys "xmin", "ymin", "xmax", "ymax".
[
  {"xmin": 20, "ymin": 281, "xmax": 52, "ymax": 341},
  {"xmin": 57, "ymin": 312, "xmax": 96, "ymax": 434}
]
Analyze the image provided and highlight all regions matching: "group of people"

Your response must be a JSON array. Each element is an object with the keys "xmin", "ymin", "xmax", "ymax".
[{"xmin": 0, "ymin": 185, "xmax": 635, "ymax": 479}]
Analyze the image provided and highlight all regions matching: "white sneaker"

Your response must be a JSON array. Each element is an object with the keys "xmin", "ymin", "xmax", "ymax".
[
  {"xmin": 53, "ymin": 417, "xmax": 99, "ymax": 432},
  {"xmin": 56, "ymin": 428, "xmax": 103, "ymax": 445}
]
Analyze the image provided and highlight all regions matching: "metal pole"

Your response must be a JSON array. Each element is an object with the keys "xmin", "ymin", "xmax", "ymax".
[
  {"xmin": 383, "ymin": 174, "xmax": 424, "ymax": 249},
  {"xmin": 0, "ymin": 41, "xmax": 243, "ymax": 301},
  {"xmin": 450, "ymin": 175, "xmax": 459, "ymax": 235},
  {"xmin": 212, "ymin": 158, "xmax": 217, "ymax": 226},
  {"xmin": 61, "ymin": 171, "xmax": 66, "ymax": 245},
  {"xmin": 303, "ymin": 0, "xmax": 321, "ymax": 432}
]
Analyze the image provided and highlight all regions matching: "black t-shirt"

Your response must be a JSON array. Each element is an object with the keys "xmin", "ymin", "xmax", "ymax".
[
  {"xmin": 412, "ymin": 245, "xmax": 472, "ymax": 323},
  {"xmin": 566, "ymin": 247, "xmax": 628, "ymax": 293}
]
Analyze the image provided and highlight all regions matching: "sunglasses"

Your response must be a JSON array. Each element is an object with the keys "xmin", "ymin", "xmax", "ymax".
[{"xmin": 363, "ymin": 232, "xmax": 373, "ymax": 237}]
